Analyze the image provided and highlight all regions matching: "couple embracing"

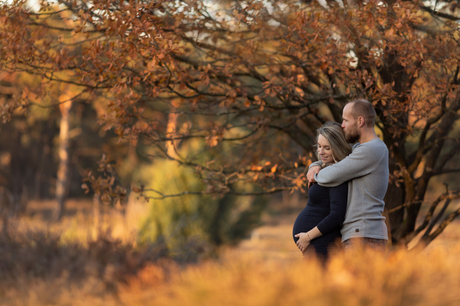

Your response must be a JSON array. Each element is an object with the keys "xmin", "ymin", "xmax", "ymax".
[{"xmin": 293, "ymin": 99, "xmax": 389, "ymax": 259}]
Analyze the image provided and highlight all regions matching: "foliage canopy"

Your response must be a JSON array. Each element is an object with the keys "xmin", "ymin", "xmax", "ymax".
[{"xmin": 1, "ymin": 0, "xmax": 460, "ymax": 246}]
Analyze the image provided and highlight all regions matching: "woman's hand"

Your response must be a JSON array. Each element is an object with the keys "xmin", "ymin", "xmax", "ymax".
[{"xmin": 294, "ymin": 232, "xmax": 312, "ymax": 253}]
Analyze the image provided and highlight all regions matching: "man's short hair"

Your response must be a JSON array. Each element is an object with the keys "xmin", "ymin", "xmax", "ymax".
[{"xmin": 348, "ymin": 99, "xmax": 376, "ymax": 127}]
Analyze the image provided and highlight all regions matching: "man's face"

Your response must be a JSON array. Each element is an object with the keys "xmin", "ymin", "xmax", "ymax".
[{"xmin": 341, "ymin": 103, "xmax": 360, "ymax": 143}]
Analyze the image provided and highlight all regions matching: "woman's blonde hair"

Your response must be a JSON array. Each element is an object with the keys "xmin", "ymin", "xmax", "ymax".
[{"xmin": 316, "ymin": 122, "xmax": 352, "ymax": 163}]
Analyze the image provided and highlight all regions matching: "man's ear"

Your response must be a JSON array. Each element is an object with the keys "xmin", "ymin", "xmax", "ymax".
[{"xmin": 358, "ymin": 116, "xmax": 365, "ymax": 127}]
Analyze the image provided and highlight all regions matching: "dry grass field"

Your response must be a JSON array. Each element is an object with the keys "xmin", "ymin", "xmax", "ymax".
[{"xmin": 0, "ymin": 196, "xmax": 459, "ymax": 306}]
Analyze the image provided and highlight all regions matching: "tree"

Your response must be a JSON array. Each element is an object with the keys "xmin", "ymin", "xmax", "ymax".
[
  {"xmin": 1, "ymin": 0, "xmax": 460, "ymax": 247},
  {"xmin": 0, "ymin": 7, "xmax": 136, "ymax": 219}
]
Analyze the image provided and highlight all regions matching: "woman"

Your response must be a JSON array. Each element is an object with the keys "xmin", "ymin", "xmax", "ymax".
[{"xmin": 293, "ymin": 121, "xmax": 352, "ymax": 259}]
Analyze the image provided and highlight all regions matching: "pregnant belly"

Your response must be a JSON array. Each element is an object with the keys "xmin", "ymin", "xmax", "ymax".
[{"xmin": 292, "ymin": 207, "xmax": 327, "ymax": 240}]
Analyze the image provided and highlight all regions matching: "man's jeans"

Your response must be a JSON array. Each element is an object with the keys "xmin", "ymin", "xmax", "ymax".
[{"xmin": 342, "ymin": 237, "xmax": 386, "ymax": 252}]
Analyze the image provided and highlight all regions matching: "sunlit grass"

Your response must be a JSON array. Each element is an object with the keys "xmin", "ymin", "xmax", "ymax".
[
  {"xmin": 4, "ymin": 241, "xmax": 460, "ymax": 305},
  {"xmin": 116, "ymin": 243, "xmax": 460, "ymax": 306},
  {"xmin": 16, "ymin": 198, "xmax": 148, "ymax": 246},
  {"xmin": 1, "ymin": 199, "xmax": 459, "ymax": 305}
]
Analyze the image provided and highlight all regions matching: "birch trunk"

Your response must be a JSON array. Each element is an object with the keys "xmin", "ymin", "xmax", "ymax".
[
  {"xmin": 55, "ymin": 95, "xmax": 72, "ymax": 220},
  {"xmin": 166, "ymin": 107, "xmax": 179, "ymax": 159}
]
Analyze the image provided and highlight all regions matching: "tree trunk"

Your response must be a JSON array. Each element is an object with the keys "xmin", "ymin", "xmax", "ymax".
[
  {"xmin": 55, "ymin": 95, "xmax": 72, "ymax": 220},
  {"xmin": 93, "ymin": 194, "xmax": 100, "ymax": 239},
  {"xmin": 385, "ymin": 182, "xmax": 405, "ymax": 244},
  {"xmin": 165, "ymin": 106, "xmax": 179, "ymax": 158}
]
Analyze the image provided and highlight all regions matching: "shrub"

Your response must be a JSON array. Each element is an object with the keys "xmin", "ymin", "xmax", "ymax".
[{"xmin": 137, "ymin": 159, "xmax": 267, "ymax": 258}]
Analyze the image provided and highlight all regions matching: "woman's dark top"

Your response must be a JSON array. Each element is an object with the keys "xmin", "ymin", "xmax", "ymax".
[{"xmin": 292, "ymin": 181, "xmax": 348, "ymax": 258}]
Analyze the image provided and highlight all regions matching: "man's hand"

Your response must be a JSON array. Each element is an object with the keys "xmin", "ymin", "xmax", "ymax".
[
  {"xmin": 307, "ymin": 165, "xmax": 320, "ymax": 188},
  {"xmin": 295, "ymin": 232, "xmax": 312, "ymax": 253}
]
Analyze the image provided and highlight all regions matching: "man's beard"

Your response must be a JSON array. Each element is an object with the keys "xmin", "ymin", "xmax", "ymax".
[{"xmin": 345, "ymin": 131, "xmax": 360, "ymax": 143}]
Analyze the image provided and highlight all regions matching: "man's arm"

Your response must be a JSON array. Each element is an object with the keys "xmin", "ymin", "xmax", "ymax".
[
  {"xmin": 314, "ymin": 143, "xmax": 385, "ymax": 187},
  {"xmin": 307, "ymin": 161, "xmax": 322, "ymax": 188}
]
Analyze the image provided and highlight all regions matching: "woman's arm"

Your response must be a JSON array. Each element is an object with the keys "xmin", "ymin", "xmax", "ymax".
[
  {"xmin": 316, "ymin": 181, "xmax": 348, "ymax": 234},
  {"xmin": 295, "ymin": 227, "xmax": 322, "ymax": 253},
  {"xmin": 295, "ymin": 182, "xmax": 348, "ymax": 253}
]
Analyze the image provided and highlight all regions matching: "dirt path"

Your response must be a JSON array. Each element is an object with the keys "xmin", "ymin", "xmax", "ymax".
[
  {"xmin": 230, "ymin": 198, "xmax": 460, "ymax": 260},
  {"xmin": 226, "ymin": 193, "xmax": 304, "ymax": 261}
]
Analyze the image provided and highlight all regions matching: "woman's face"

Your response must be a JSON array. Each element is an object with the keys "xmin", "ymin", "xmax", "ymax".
[{"xmin": 317, "ymin": 134, "xmax": 334, "ymax": 164}]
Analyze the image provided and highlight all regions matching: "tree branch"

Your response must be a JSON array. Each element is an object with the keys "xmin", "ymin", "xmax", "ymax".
[
  {"xmin": 140, "ymin": 186, "xmax": 294, "ymax": 200},
  {"xmin": 425, "ymin": 206, "xmax": 460, "ymax": 243},
  {"xmin": 410, "ymin": 191, "xmax": 460, "ymax": 240},
  {"xmin": 419, "ymin": 4, "xmax": 460, "ymax": 22}
]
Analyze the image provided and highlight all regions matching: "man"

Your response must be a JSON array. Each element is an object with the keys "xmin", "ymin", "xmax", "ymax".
[{"xmin": 303, "ymin": 99, "xmax": 389, "ymax": 251}]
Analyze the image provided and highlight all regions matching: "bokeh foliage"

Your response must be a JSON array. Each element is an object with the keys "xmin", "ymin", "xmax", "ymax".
[{"xmin": 136, "ymin": 141, "xmax": 267, "ymax": 254}]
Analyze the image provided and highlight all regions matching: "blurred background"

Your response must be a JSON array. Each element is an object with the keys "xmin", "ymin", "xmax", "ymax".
[{"xmin": 0, "ymin": 0, "xmax": 460, "ymax": 305}]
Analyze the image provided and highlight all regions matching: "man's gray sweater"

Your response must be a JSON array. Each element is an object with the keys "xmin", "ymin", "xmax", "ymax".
[{"xmin": 311, "ymin": 138, "xmax": 389, "ymax": 242}]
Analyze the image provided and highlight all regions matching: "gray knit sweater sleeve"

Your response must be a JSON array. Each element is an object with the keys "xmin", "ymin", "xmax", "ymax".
[{"xmin": 313, "ymin": 140, "xmax": 386, "ymax": 187}]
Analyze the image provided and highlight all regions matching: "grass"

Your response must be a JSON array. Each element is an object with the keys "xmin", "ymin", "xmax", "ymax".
[
  {"xmin": 123, "ymin": 244, "xmax": 460, "ymax": 306},
  {"xmin": 0, "ymin": 198, "xmax": 459, "ymax": 305}
]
